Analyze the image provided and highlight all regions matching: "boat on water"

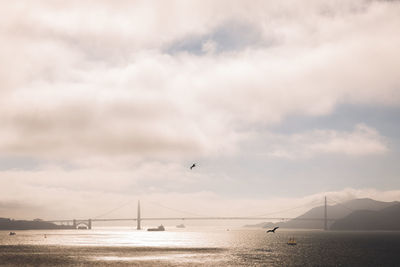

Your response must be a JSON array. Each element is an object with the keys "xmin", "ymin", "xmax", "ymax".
[
  {"xmin": 176, "ymin": 224, "xmax": 185, "ymax": 228},
  {"xmin": 147, "ymin": 225, "xmax": 165, "ymax": 231},
  {"xmin": 287, "ymin": 237, "xmax": 297, "ymax": 245},
  {"xmin": 9, "ymin": 232, "xmax": 16, "ymax": 236}
]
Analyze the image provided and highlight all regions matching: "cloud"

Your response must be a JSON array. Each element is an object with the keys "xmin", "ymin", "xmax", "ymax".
[
  {"xmin": 0, "ymin": 1, "xmax": 399, "ymax": 219},
  {"xmin": 0, "ymin": 0, "xmax": 399, "ymax": 164},
  {"xmin": 263, "ymin": 124, "xmax": 388, "ymax": 159}
]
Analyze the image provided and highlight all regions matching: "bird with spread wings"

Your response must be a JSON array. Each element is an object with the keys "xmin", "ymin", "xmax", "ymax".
[{"xmin": 266, "ymin": 227, "xmax": 279, "ymax": 233}]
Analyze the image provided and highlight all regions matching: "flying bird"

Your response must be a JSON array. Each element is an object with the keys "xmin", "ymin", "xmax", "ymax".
[
  {"xmin": 190, "ymin": 163, "xmax": 196, "ymax": 170},
  {"xmin": 266, "ymin": 227, "xmax": 279, "ymax": 233}
]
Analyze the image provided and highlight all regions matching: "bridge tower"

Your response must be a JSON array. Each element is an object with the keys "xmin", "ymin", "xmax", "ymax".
[
  {"xmin": 88, "ymin": 219, "xmax": 92, "ymax": 230},
  {"xmin": 324, "ymin": 196, "xmax": 328, "ymax": 230},
  {"xmin": 137, "ymin": 200, "xmax": 141, "ymax": 230}
]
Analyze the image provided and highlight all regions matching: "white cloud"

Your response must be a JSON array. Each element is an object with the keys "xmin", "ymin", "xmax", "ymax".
[
  {"xmin": 0, "ymin": 1, "xmax": 399, "ymax": 164},
  {"xmin": 265, "ymin": 124, "xmax": 388, "ymax": 159},
  {"xmin": 0, "ymin": 1, "xmax": 399, "ymax": 218}
]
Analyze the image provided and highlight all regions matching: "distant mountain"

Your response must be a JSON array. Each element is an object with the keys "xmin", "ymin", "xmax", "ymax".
[
  {"xmin": 0, "ymin": 218, "xmax": 75, "ymax": 230},
  {"xmin": 245, "ymin": 198, "xmax": 399, "ymax": 230},
  {"xmin": 283, "ymin": 198, "xmax": 398, "ymax": 229},
  {"xmin": 330, "ymin": 203, "xmax": 400, "ymax": 231}
]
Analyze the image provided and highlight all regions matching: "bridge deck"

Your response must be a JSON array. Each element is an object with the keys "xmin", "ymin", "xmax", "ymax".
[{"xmin": 45, "ymin": 217, "xmax": 336, "ymax": 223}]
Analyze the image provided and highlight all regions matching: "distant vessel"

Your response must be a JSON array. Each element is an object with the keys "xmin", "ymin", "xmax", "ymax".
[
  {"xmin": 176, "ymin": 224, "xmax": 185, "ymax": 228},
  {"xmin": 287, "ymin": 237, "xmax": 297, "ymax": 245},
  {"xmin": 147, "ymin": 225, "xmax": 165, "ymax": 231},
  {"xmin": 9, "ymin": 232, "xmax": 16, "ymax": 236}
]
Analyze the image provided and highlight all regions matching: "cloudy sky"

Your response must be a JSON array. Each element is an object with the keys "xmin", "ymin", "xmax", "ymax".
[{"xmin": 1, "ymin": 0, "xmax": 400, "ymax": 220}]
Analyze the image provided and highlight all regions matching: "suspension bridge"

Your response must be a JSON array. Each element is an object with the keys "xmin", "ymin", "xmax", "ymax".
[{"xmin": 45, "ymin": 196, "xmax": 346, "ymax": 230}]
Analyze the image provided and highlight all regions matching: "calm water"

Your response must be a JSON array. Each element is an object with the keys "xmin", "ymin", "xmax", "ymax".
[{"xmin": 1, "ymin": 227, "xmax": 400, "ymax": 266}]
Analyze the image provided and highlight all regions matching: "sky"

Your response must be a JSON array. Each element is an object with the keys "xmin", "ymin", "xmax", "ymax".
[{"xmin": 1, "ymin": 0, "xmax": 400, "ymax": 221}]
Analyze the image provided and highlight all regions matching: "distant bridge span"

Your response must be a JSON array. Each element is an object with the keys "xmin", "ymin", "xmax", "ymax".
[
  {"xmin": 46, "ymin": 216, "xmax": 335, "ymax": 223},
  {"xmin": 45, "ymin": 197, "xmax": 333, "ymax": 230}
]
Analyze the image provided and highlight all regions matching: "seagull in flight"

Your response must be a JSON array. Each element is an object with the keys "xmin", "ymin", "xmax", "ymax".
[
  {"xmin": 266, "ymin": 227, "xmax": 279, "ymax": 233},
  {"xmin": 190, "ymin": 163, "xmax": 196, "ymax": 170}
]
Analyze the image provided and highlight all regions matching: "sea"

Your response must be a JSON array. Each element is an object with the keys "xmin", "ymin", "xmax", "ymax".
[{"xmin": 1, "ymin": 227, "xmax": 400, "ymax": 266}]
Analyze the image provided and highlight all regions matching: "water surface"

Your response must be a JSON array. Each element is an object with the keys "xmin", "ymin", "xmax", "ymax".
[{"xmin": 1, "ymin": 227, "xmax": 399, "ymax": 266}]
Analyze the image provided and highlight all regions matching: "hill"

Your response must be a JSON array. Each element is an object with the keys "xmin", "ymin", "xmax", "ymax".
[
  {"xmin": 330, "ymin": 203, "xmax": 400, "ymax": 231},
  {"xmin": 245, "ymin": 198, "xmax": 399, "ymax": 230},
  {"xmin": 0, "ymin": 218, "xmax": 75, "ymax": 230}
]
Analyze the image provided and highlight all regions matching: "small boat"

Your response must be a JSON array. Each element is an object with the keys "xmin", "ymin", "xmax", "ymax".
[
  {"xmin": 9, "ymin": 232, "xmax": 16, "ymax": 236},
  {"xmin": 147, "ymin": 225, "xmax": 165, "ymax": 231},
  {"xmin": 287, "ymin": 237, "xmax": 297, "ymax": 246},
  {"xmin": 176, "ymin": 224, "xmax": 185, "ymax": 228}
]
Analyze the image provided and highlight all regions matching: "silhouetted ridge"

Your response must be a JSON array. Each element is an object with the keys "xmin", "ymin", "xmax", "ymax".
[
  {"xmin": 0, "ymin": 218, "xmax": 74, "ymax": 230},
  {"xmin": 330, "ymin": 203, "xmax": 400, "ymax": 231},
  {"xmin": 245, "ymin": 198, "xmax": 399, "ymax": 230}
]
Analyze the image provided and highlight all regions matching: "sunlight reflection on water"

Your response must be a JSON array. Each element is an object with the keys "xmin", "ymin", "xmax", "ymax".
[
  {"xmin": 2, "ymin": 228, "xmax": 400, "ymax": 266},
  {"xmin": 1, "ymin": 227, "xmax": 232, "ymax": 247},
  {"xmin": 93, "ymin": 253, "xmax": 222, "ymax": 264}
]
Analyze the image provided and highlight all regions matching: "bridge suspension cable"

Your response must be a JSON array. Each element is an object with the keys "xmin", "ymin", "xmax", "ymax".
[
  {"xmin": 89, "ymin": 195, "xmax": 339, "ymax": 227},
  {"xmin": 145, "ymin": 200, "xmax": 206, "ymax": 217},
  {"xmin": 93, "ymin": 199, "xmax": 136, "ymax": 219},
  {"xmin": 248, "ymin": 198, "xmax": 322, "ymax": 218},
  {"xmin": 92, "ymin": 199, "xmax": 206, "ymax": 220},
  {"xmin": 92, "ymin": 197, "xmax": 326, "ymax": 220}
]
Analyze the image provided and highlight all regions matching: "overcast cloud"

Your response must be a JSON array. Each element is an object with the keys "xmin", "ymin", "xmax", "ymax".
[{"xmin": 0, "ymin": 0, "xmax": 399, "ymax": 220}]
